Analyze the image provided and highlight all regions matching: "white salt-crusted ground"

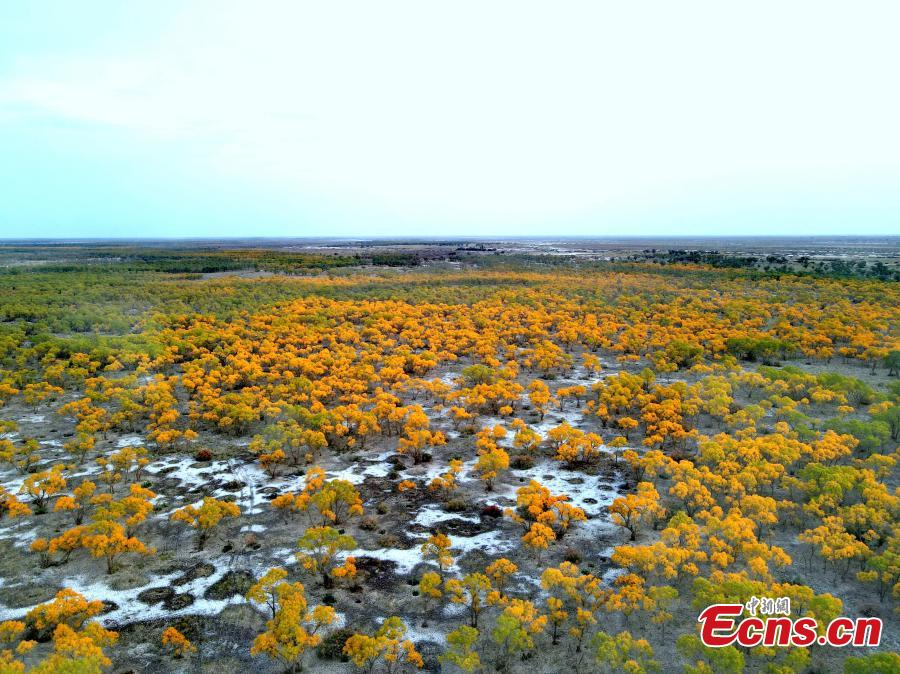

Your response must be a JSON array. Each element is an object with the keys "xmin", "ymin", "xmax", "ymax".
[{"xmin": 0, "ymin": 390, "xmax": 627, "ymax": 641}]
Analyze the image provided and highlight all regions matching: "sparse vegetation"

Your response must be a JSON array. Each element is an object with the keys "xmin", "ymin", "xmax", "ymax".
[{"xmin": 0, "ymin": 242, "xmax": 895, "ymax": 672}]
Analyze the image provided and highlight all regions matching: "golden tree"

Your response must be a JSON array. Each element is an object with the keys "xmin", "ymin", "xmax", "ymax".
[
  {"xmin": 250, "ymin": 579, "xmax": 335, "ymax": 673},
  {"xmin": 343, "ymin": 617, "xmax": 423, "ymax": 672},
  {"xmin": 81, "ymin": 519, "xmax": 154, "ymax": 574},
  {"xmin": 295, "ymin": 526, "xmax": 356, "ymax": 588},
  {"xmin": 161, "ymin": 626, "xmax": 196, "ymax": 658},
  {"xmin": 445, "ymin": 573, "xmax": 492, "ymax": 629},
  {"xmin": 420, "ymin": 532, "xmax": 454, "ymax": 578},
  {"xmin": 609, "ymin": 482, "xmax": 665, "ymax": 541},
  {"xmin": 170, "ymin": 497, "xmax": 241, "ymax": 550}
]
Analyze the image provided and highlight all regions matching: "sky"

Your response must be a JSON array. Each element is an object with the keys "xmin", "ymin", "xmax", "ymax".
[{"xmin": 1, "ymin": 1, "xmax": 899, "ymax": 239}]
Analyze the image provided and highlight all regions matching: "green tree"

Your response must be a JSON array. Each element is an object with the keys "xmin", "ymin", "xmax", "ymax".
[
  {"xmin": 592, "ymin": 630, "xmax": 659, "ymax": 674},
  {"xmin": 440, "ymin": 626, "xmax": 481, "ymax": 673}
]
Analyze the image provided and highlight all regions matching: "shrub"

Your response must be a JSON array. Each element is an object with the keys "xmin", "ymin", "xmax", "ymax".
[
  {"xmin": 318, "ymin": 627, "xmax": 354, "ymax": 661},
  {"xmin": 445, "ymin": 499, "xmax": 468, "ymax": 512}
]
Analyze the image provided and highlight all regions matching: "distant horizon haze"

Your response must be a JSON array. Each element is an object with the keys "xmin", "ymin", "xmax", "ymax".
[{"xmin": 1, "ymin": 236, "xmax": 899, "ymax": 242}]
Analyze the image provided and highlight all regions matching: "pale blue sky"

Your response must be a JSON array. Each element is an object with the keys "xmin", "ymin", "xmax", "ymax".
[{"xmin": 1, "ymin": 1, "xmax": 898, "ymax": 238}]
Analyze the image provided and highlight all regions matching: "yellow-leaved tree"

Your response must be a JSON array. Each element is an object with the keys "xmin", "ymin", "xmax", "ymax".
[
  {"xmin": 170, "ymin": 497, "xmax": 240, "ymax": 550},
  {"xmin": 343, "ymin": 617, "xmax": 423, "ymax": 672},
  {"xmin": 250, "ymin": 577, "xmax": 335, "ymax": 673}
]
